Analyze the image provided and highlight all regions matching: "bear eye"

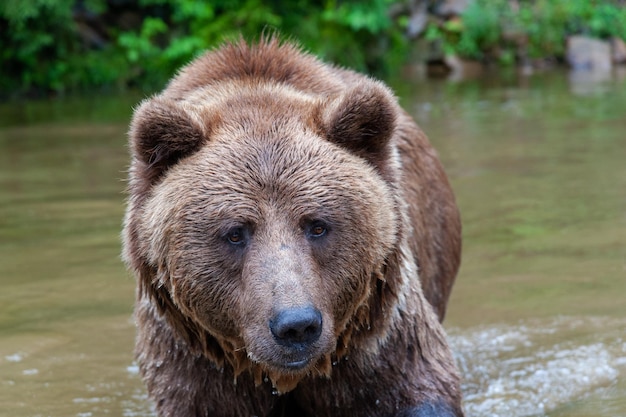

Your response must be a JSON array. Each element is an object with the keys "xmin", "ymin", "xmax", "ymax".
[
  {"xmin": 226, "ymin": 227, "xmax": 247, "ymax": 246},
  {"xmin": 306, "ymin": 221, "xmax": 328, "ymax": 239}
]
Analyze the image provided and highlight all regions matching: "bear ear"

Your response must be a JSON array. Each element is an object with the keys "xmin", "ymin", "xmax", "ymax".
[
  {"xmin": 129, "ymin": 97, "xmax": 211, "ymax": 184},
  {"xmin": 320, "ymin": 82, "xmax": 397, "ymax": 170}
]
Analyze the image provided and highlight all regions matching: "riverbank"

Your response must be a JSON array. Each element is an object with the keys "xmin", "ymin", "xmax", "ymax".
[
  {"xmin": 412, "ymin": 0, "xmax": 626, "ymax": 77},
  {"xmin": 1, "ymin": 0, "xmax": 625, "ymax": 97}
]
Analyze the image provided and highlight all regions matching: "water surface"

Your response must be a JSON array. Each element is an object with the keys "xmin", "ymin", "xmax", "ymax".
[
  {"xmin": 1, "ymin": 71, "xmax": 624, "ymax": 416},
  {"xmin": 395, "ymin": 69, "xmax": 626, "ymax": 416}
]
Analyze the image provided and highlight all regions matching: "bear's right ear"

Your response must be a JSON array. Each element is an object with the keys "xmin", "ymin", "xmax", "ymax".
[{"xmin": 129, "ymin": 97, "xmax": 211, "ymax": 184}]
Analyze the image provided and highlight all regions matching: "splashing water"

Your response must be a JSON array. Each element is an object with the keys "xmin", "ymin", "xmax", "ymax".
[{"xmin": 449, "ymin": 317, "xmax": 626, "ymax": 417}]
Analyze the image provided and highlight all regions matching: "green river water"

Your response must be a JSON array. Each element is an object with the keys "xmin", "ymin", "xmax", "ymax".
[{"xmin": 1, "ymin": 69, "xmax": 625, "ymax": 416}]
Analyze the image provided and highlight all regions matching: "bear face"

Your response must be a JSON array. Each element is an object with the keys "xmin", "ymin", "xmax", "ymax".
[
  {"xmin": 127, "ymin": 76, "xmax": 402, "ymax": 386},
  {"xmin": 123, "ymin": 38, "xmax": 463, "ymax": 416}
]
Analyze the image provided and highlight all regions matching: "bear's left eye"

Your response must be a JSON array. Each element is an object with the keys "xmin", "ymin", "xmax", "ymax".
[
  {"xmin": 306, "ymin": 221, "xmax": 328, "ymax": 239},
  {"xmin": 226, "ymin": 227, "xmax": 248, "ymax": 246}
]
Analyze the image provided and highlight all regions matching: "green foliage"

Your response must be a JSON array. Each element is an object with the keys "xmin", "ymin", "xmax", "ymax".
[
  {"xmin": 0, "ymin": 0, "xmax": 75, "ymax": 93},
  {"xmin": 3, "ymin": 0, "xmax": 625, "ymax": 95},
  {"xmin": 425, "ymin": 0, "xmax": 508, "ymax": 61},
  {"xmin": 456, "ymin": 0, "xmax": 502, "ymax": 59},
  {"xmin": 116, "ymin": 0, "xmax": 405, "ymax": 85},
  {"xmin": 0, "ymin": 0, "xmax": 408, "ymax": 96},
  {"xmin": 514, "ymin": 0, "xmax": 626, "ymax": 59},
  {"xmin": 0, "ymin": 0, "xmax": 127, "ymax": 94},
  {"xmin": 425, "ymin": 0, "xmax": 626, "ymax": 65},
  {"xmin": 588, "ymin": 3, "xmax": 626, "ymax": 39}
]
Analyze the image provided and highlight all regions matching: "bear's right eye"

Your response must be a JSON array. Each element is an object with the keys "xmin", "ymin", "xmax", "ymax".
[
  {"xmin": 306, "ymin": 220, "xmax": 329, "ymax": 239},
  {"xmin": 226, "ymin": 227, "xmax": 247, "ymax": 246}
]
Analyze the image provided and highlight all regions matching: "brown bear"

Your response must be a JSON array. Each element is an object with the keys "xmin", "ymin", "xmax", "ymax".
[{"xmin": 123, "ymin": 37, "xmax": 463, "ymax": 417}]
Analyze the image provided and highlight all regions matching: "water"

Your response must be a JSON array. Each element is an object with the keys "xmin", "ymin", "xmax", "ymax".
[{"xmin": 1, "ymin": 70, "xmax": 625, "ymax": 416}]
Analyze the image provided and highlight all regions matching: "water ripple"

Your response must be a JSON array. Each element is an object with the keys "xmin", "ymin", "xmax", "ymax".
[{"xmin": 449, "ymin": 317, "xmax": 625, "ymax": 417}]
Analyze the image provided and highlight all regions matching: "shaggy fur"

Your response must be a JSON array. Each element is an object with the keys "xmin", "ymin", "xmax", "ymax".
[{"xmin": 123, "ymin": 37, "xmax": 463, "ymax": 417}]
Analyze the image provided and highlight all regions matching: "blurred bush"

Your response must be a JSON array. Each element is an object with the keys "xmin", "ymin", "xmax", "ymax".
[
  {"xmin": 425, "ymin": 0, "xmax": 626, "ymax": 65},
  {"xmin": 2, "ymin": 0, "xmax": 625, "ymax": 97},
  {"xmin": 0, "ymin": 0, "xmax": 408, "ymax": 97}
]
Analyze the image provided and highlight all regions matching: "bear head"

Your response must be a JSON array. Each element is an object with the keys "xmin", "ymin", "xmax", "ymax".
[{"xmin": 123, "ymin": 74, "xmax": 402, "ymax": 392}]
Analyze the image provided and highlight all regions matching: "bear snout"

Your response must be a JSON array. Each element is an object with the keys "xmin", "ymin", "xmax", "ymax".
[{"xmin": 269, "ymin": 306, "xmax": 322, "ymax": 350}]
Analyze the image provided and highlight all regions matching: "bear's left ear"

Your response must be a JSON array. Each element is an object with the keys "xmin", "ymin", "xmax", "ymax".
[{"xmin": 320, "ymin": 81, "xmax": 398, "ymax": 171}]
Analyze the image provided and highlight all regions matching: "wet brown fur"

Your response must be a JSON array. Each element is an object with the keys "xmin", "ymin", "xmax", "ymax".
[{"xmin": 123, "ymin": 37, "xmax": 463, "ymax": 417}]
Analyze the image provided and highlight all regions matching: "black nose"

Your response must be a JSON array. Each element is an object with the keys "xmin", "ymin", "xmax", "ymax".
[{"xmin": 270, "ymin": 306, "xmax": 322, "ymax": 347}]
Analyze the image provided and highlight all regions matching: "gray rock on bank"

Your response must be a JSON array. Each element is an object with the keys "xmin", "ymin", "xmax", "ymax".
[{"xmin": 566, "ymin": 36, "xmax": 612, "ymax": 71}]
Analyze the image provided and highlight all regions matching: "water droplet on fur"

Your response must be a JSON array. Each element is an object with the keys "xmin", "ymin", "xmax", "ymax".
[
  {"xmin": 271, "ymin": 389, "xmax": 279, "ymax": 396},
  {"xmin": 375, "ymin": 399, "xmax": 380, "ymax": 405},
  {"xmin": 332, "ymin": 361, "xmax": 338, "ymax": 366},
  {"xmin": 264, "ymin": 377, "xmax": 269, "ymax": 383}
]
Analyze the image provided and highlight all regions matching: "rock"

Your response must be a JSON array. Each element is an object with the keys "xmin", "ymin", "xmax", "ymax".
[
  {"xmin": 433, "ymin": 0, "xmax": 472, "ymax": 18},
  {"xmin": 611, "ymin": 37, "xmax": 626, "ymax": 64},
  {"xmin": 566, "ymin": 36, "xmax": 612, "ymax": 71},
  {"xmin": 407, "ymin": 0, "xmax": 429, "ymax": 39}
]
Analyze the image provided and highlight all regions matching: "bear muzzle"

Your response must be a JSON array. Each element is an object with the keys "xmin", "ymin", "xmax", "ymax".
[{"xmin": 269, "ymin": 306, "xmax": 323, "ymax": 370}]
